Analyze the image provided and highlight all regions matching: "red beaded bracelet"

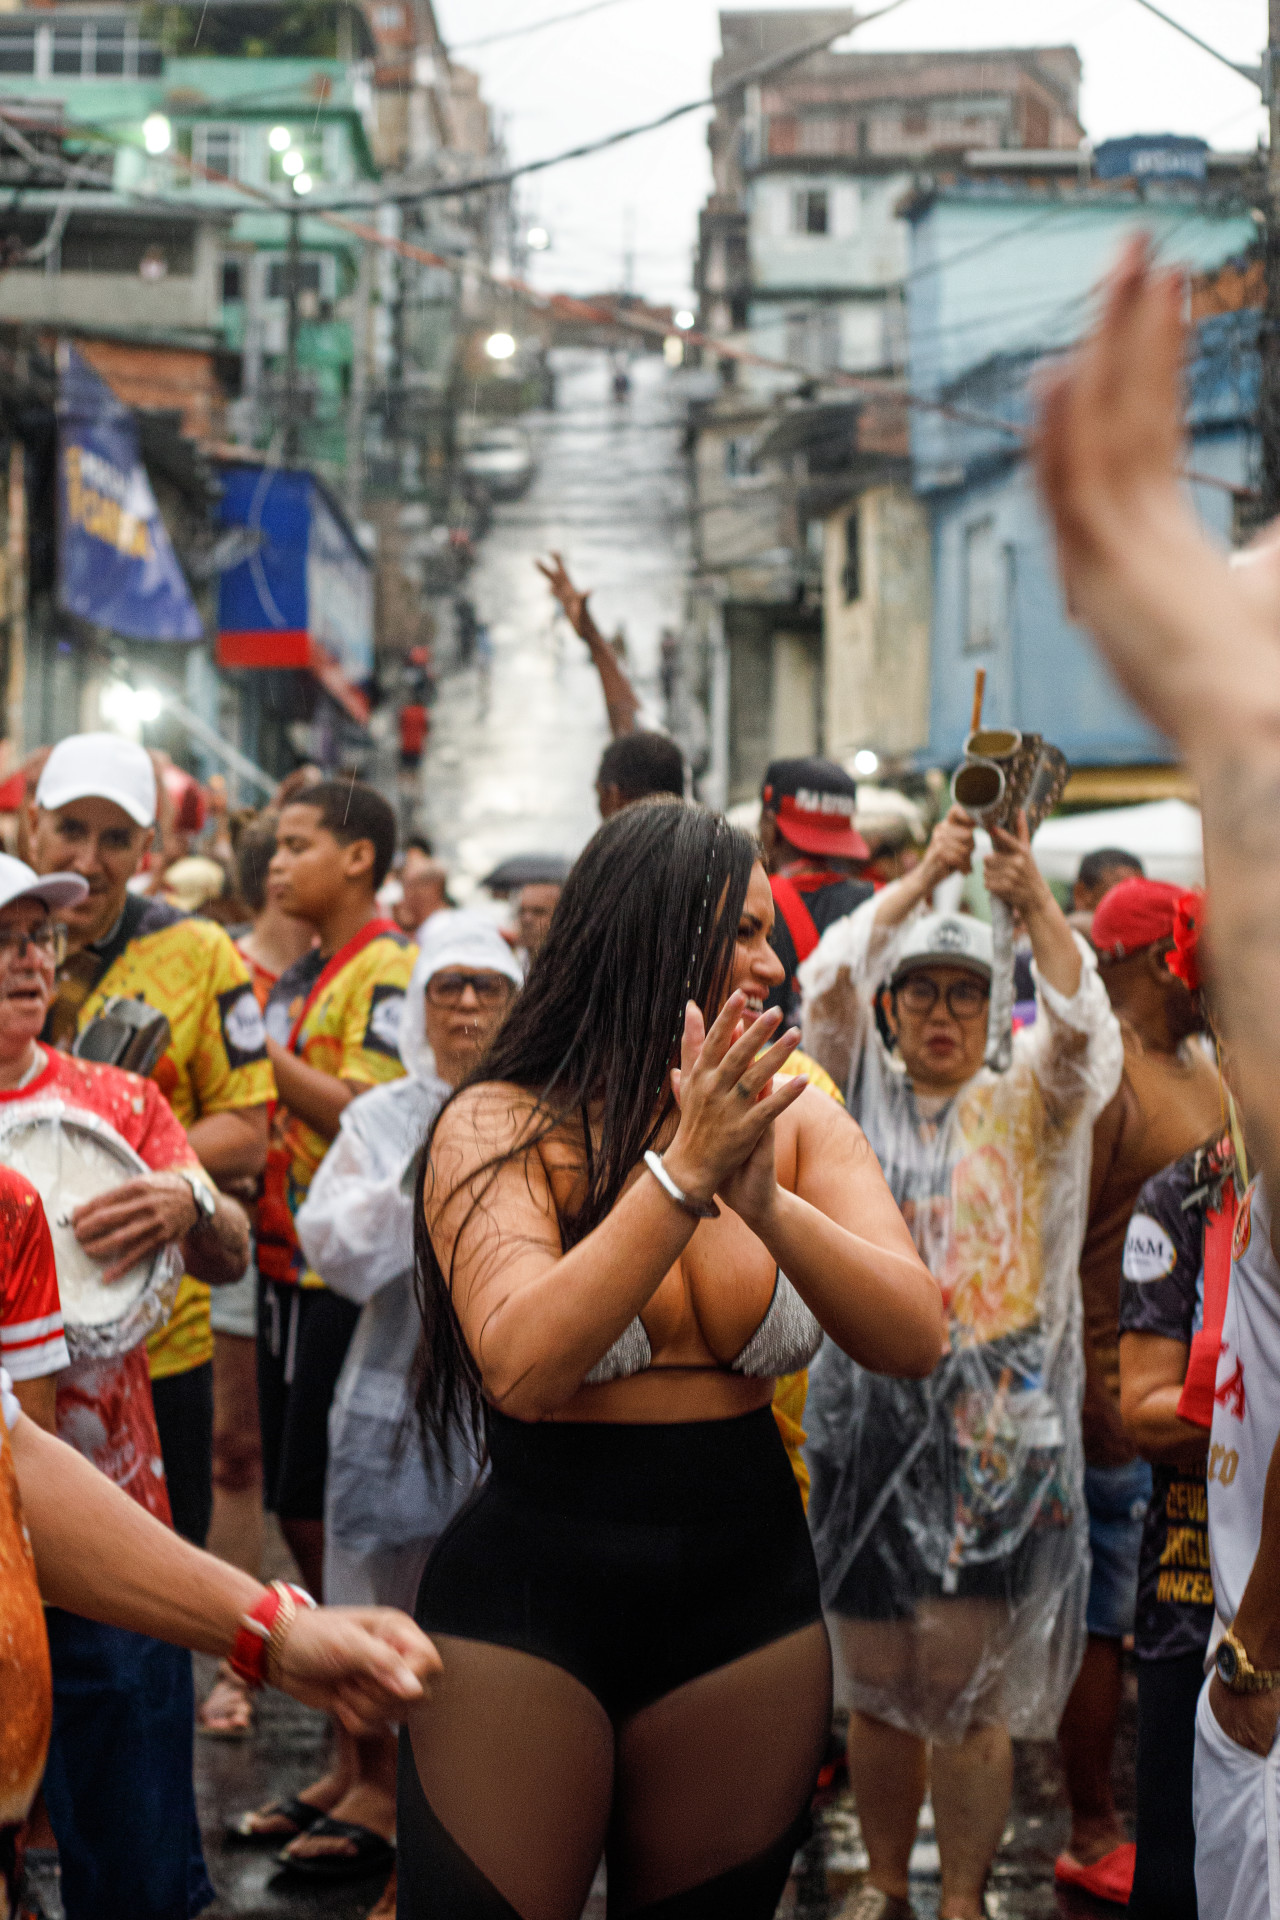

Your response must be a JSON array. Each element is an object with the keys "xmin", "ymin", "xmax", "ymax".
[{"xmin": 229, "ymin": 1579, "xmax": 316, "ymax": 1690}]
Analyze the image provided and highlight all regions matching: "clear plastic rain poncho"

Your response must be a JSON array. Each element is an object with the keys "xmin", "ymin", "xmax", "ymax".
[
  {"xmin": 296, "ymin": 914, "xmax": 522, "ymax": 1567},
  {"xmin": 798, "ymin": 895, "xmax": 1123, "ymax": 1741}
]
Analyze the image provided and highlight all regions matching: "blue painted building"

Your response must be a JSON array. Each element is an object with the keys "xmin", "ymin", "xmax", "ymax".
[{"xmin": 904, "ymin": 177, "xmax": 1259, "ymax": 774}]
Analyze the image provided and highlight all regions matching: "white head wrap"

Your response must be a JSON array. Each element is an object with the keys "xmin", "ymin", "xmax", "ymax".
[{"xmin": 399, "ymin": 909, "xmax": 524, "ymax": 1082}]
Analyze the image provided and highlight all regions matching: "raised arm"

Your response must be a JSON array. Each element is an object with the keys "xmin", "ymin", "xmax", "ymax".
[
  {"xmin": 535, "ymin": 552, "xmax": 640, "ymax": 737},
  {"xmin": 984, "ymin": 811, "xmax": 1081, "ymax": 999},
  {"xmin": 1035, "ymin": 236, "xmax": 1280, "ymax": 1210},
  {"xmin": 873, "ymin": 805, "xmax": 974, "ymax": 934}
]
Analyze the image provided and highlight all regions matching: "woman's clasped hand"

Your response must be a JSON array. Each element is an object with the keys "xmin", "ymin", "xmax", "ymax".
[{"xmin": 664, "ymin": 991, "xmax": 806, "ymax": 1219}]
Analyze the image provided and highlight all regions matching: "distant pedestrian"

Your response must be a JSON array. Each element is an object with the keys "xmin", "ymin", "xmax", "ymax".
[
  {"xmin": 1074, "ymin": 847, "xmax": 1144, "ymax": 917},
  {"xmin": 516, "ymin": 880, "xmax": 562, "ymax": 961},
  {"xmin": 394, "ymin": 836, "xmax": 451, "ymax": 938},
  {"xmin": 759, "ymin": 756, "xmax": 874, "ymax": 1021},
  {"xmin": 595, "ymin": 732, "xmax": 685, "ymax": 818}
]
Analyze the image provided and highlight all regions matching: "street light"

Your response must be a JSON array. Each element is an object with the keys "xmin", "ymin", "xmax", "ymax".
[
  {"xmin": 293, "ymin": 173, "xmax": 314, "ymax": 195},
  {"xmin": 268, "ymin": 125, "xmax": 292, "ymax": 152},
  {"xmin": 674, "ymin": 309, "xmax": 696, "ymax": 330},
  {"xmin": 526, "ymin": 225, "xmax": 550, "ymax": 251},
  {"xmin": 101, "ymin": 682, "xmax": 164, "ymax": 737},
  {"xmin": 142, "ymin": 113, "xmax": 170, "ymax": 155},
  {"xmin": 853, "ymin": 748, "xmax": 879, "ymax": 777},
  {"xmin": 282, "ymin": 150, "xmax": 304, "ymax": 176},
  {"xmin": 485, "ymin": 331, "xmax": 516, "ymax": 360}
]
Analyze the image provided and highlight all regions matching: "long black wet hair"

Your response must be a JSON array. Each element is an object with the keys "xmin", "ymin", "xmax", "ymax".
[{"xmin": 413, "ymin": 799, "xmax": 756, "ymax": 1453}]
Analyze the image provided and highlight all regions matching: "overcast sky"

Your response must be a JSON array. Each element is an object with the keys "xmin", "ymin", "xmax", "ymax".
[{"xmin": 430, "ymin": 0, "xmax": 1268, "ymax": 307}]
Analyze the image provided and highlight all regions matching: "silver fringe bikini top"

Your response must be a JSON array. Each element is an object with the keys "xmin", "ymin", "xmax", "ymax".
[{"xmin": 583, "ymin": 1269, "xmax": 823, "ymax": 1385}]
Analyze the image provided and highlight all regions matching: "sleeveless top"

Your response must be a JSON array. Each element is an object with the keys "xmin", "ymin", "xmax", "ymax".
[{"xmin": 583, "ymin": 1269, "xmax": 823, "ymax": 1385}]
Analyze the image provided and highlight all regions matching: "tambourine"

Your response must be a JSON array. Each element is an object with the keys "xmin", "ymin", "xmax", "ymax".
[{"xmin": 0, "ymin": 1099, "xmax": 181, "ymax": 1361}]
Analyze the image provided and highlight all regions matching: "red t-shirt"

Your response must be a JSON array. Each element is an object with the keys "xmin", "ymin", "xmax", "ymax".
[
  {"xmin": 0, "ymin": 1165, "xmax": 68, "ymax": 1382},
  {"xmin": 0, "ymin": 1048, "xmax": 200, "ymax": 1521}
]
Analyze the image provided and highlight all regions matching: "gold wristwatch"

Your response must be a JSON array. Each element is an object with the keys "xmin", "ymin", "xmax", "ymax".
[{"xmin": 1215, "ymin": 1627, "xmax": 1280, "ymax": 1694}]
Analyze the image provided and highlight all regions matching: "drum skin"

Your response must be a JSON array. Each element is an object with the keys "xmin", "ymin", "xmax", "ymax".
[{"xmin": 0, "ymin": 1415, "xmax": 51, "ymax": 1826}]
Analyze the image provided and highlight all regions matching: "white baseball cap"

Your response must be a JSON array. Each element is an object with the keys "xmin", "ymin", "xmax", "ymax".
[
  {"xmin": 0, "ymin": 852, "xmax": 88, "ymax": 916},
  {"xmin": 35, "ymin": 733, "xmax": 157, "ymax": 828},
  {"xmin": 890, "ymin": 912, "xmax": 993, "ymax": 985}
]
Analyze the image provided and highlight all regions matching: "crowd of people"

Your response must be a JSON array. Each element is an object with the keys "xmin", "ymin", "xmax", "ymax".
[{"xmin": 2, "ymin": 238, "xmax": 1279, "ymax": 1920}]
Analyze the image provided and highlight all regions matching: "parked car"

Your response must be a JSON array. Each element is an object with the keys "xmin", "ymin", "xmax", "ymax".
[{"xmin": 460, "ymin": 425, "xmax": 534, "ymax": 500}]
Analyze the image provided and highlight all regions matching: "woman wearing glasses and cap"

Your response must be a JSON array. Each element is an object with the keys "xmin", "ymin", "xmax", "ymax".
[
  {"xmin": 275, "ymin": 913, "xmax": 521, "ymax": 1906},
  {"xmin": 798, "ymin": 804, "xmax": 1123, "ymax": 1920}
]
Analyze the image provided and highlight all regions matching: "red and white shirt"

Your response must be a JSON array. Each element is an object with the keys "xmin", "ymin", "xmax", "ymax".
[
  {"xmin": 0, "ymin": 1047, "xmax": 200, "ymax": 1523},
  {"xmin": 1207, "ymin": 1177, "xmax": 1280, "ymax": 1628},
  {"xmin": 0, "ymin": 1163, "xmax": 68, "ymax": 1381}
]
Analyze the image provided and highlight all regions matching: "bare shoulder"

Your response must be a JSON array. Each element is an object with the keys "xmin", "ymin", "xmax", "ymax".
[
  {"xmin": 428, "ymin": 1082, "xmax": 543, "ymax": 1183},
  {"xmin": 779, "ymin": 1079, "xmax": 874, "ymax": 1176}
]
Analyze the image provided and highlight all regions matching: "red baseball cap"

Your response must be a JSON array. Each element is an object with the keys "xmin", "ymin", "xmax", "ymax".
[
  {"xmin": 761, "ymin": 756, "xmax": 870, "ymax": 861},
  {"xmin": 1091, "ymin": 876, "xmax": 1187, "ymax": 961}
]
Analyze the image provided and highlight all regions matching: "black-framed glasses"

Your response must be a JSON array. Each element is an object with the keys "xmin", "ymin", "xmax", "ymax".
[
  {"xmin": 895, "ymin": 973, "xmax": 989, "ymax": 1021},
  {"xmin": 426, "ymin": 970, "xmax": 512, "ymax": 1008},
  {"xmin": 0, "ymin": 921, "xmax": 67, "ymax": 966}
]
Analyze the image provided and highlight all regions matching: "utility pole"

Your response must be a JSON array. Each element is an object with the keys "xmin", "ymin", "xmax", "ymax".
[
  {"xmin": 344, "ymin": 240, "xmax": 372, "ymax": 520},
  {"xmin": 283, "ymin": 209, "xmax": 301, "ymax": 464},
  {"xmin": 1262, "ymin": 2, "xmax": 1280, "ymax": 517}
]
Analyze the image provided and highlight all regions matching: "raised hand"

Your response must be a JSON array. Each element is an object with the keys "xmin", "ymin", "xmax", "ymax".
[
  {"xmin": 922, "ymin": 804, "xmax": 976, "ymax": 885},
  {"xmin": 665, "ymin": 990, "xmax": 806, "ymax": 1211},
  {"xmin": 1033, "ymin": 233, "xmax": 1264, "ymax": 743},
  {"xmin": 535, "ymin": 551, "xmax": 592, "ymax": 638}
]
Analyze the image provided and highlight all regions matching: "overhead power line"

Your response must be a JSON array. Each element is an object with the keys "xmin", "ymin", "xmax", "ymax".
[
  {"xmin": 449, "ymin": 0, "xmax": 633, "ymax": 54},
  {"xmin": 357, "ymin": 0, "xmax": 916, "ymax": 205},
  {"xmin": 1126, "ymin": 0, "xmax": 1262, "ymax": 89}
]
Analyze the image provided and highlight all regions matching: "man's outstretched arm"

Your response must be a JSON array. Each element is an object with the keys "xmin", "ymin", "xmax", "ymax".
[{"xmin": 536, "ymin": 551, "xmax": 639, "ymax": 736}]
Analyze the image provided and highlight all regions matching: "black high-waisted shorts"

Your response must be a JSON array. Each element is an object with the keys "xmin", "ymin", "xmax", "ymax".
[{"xmin": 414, "ymin": 1403, "xmax": 824, "ymax": 1720}]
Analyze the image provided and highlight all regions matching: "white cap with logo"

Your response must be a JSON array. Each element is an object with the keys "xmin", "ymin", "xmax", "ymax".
[
  {"xmin": 35, "ymin": 733, "xmax": 157, "ymax": 828},
  {"xmin": 0, "ymin": 852, "xmax": 88, "ymax": 916},
  {"xmin": 890, "ymin": 912, "xmax": 993, "ymax": 985}
]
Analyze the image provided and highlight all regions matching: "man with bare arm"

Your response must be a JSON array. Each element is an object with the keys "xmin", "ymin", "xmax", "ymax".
[{"xmin": 1035, "ymin": 234, "xmax": 1280, "ymax": 1920}]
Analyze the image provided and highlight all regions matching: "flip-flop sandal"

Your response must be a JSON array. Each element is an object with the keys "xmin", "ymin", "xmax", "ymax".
[
  {"xmin": 225, "ymin": 1796, "xmax": 328, "ymax": 1845},
  {"xmin": 274, "ymin": 1817, "xmax": 396, "ymax": 1883},
  {"xmin": 1054, "ymin": 1842, "xmax": 1136, "ymax": 1904},
  {"xmin": 198, "ymin": 1664, "xmax": 254, "ymax": 1740}
]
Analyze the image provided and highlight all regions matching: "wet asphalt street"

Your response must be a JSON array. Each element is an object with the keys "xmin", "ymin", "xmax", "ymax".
[
  {"xmin": 190, "ymin": 347, "xmax": 1134, "ymax": 1918},
  {"xmin": 418, "ymin": 346, "xmax": 692, "ymax": 889}
]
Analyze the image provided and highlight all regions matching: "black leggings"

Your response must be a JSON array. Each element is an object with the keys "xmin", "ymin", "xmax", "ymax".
[
  {"xmin": 397, "ymin": 1404, "xmax": 831, "ymax": 1918},
  {"xmin": 1129, "ymin": 1650, "xmax": 1204, "ymax": 1920}
]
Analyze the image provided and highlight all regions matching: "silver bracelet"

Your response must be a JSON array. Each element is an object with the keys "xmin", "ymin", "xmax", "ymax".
[{"xmin": 643, "ymin": 1149, "xmax": 720, "ymax": 1221}]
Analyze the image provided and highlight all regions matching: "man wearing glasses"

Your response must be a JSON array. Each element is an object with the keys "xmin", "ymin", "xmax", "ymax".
[{"xmin": 798, "ymin": 803, "xmax": 1123, "ymax": 1920}]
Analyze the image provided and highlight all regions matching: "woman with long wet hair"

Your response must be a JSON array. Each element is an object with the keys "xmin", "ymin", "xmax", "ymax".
[{"xmin": 400, "ymin": 801, "xmax": 943, "ymax": 1919}]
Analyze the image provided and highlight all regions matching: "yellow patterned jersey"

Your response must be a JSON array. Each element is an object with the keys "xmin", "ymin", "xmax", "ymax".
[
  {"xmin": 70, "ymin": 903, "xmax": 274, "ymax": 1381},
  {"xmin": 771, "ymin": 1048, "xmax": 844, "ymax": 1505},
  {"xmin": 259, "ymin": 919, "xmax": 414, "ymax": 1289}
]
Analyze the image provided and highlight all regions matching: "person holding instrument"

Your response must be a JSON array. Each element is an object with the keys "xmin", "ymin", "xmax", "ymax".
[{"xmin": 399, "ymin": 799, "xmax": 943, "ymax": 1919}]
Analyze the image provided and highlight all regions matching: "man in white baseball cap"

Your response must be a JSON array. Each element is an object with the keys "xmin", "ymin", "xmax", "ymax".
[{"xmin": 27, "ymin": 733, "xmax": 274, "ymax": 1549}]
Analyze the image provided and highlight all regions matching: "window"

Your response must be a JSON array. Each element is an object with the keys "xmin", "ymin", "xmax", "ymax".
[
  {"xmin": 791, "ymin": 188, "xmax": 828, "ymax": 236},
  {"xmin": 94, "ymin": 34, "xmax": 126, "ymax": 73},
  {"xmin": 197, "ymin": 125, "xmax": 241, "ymax": 181},
  {"xmin": 0, "ymin": 31, "xmax": 35, "ymax": 72},
  {"xmin": 221, "ymin": 259, "xmax": 243, "ymax": 302},
  {"xmin": 52, "ymin": 29, "xmax": 85, "ymax": 74},
  {"xmin": 842, "ymin": 510, "xmax": 861, "ymax": 603},
  {"xmin": 903, "ymin": 105, "xmax": 928, "ymax": 136},
  {"xmin": 266, "ymin": 256, "xmax": 325, "ymax": 300},
  {"xmin": 964, "ymin": 517, "xmax": 1011, "ymax": 653}
]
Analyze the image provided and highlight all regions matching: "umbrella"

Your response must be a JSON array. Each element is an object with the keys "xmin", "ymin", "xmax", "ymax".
[{"xmin": 480, "ymin": 853, "xmax": 573, "ymax": 895}]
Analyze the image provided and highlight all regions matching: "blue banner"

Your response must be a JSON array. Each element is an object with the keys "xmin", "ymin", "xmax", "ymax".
[{"xmin": 57, "ymin": 343, "xmax": 204, "ymax": 642}]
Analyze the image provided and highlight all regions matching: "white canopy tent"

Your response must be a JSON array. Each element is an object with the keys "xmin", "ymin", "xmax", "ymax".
[{"xmin": 1029, "ymin": 798, "xmax": 1203, "ymax": 889}]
